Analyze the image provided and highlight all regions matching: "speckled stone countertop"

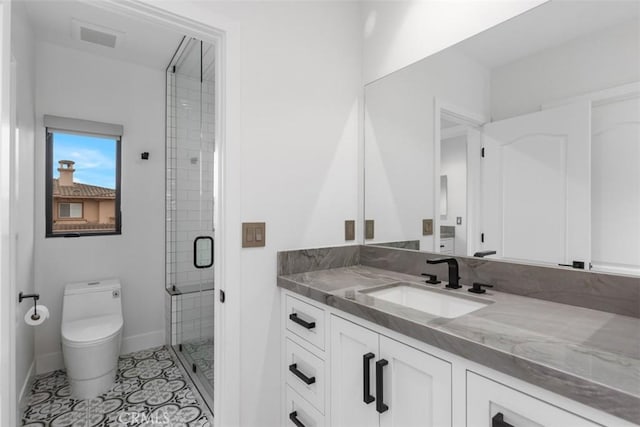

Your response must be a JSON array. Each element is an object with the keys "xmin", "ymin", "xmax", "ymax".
[{"xmin": 278, "ymin": 265, "xmax": 640, "ymax": 424}]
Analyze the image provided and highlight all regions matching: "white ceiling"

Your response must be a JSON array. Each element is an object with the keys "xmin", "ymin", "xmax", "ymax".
[
  {"xmin": 24, "ymin": 0, "xmax": 185, "ymax": 71},
  {"xmin": 456, "ymin": 0, "xmax": 640, "ymax": 70}
]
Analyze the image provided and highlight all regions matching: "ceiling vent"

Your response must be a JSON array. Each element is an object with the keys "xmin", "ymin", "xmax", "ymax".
[{"xmin": 71, "ymin": 19, "xmax": 124, "ymax": 49}]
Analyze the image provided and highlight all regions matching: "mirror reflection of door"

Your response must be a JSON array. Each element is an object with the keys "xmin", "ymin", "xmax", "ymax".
[
  {"xmin": 591, "ymin": 94, "xmax": 640, "ymax": 275},
  {"xmin": 439, "ymin": 114, "xmax": 470, "ymax": 256},
  {"xmin": 480, "ymin": 101, "xmax": 591, "ymax": 266}
]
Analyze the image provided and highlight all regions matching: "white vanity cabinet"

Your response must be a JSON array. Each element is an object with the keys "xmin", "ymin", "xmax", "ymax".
[
  {"xmin": 466, "ymin": 372, "xmax": 600, "ymax": 427},
  {"xmin": 283, "ymin": 294, "xmax": 329, "ymax": 427},
  {"xmin": 280, "ymin": 289, "xmax": 635, "ymax": 427},
  {"xmin": 330, "ymin": 315, "xmax": 451, "ymax": 427}
]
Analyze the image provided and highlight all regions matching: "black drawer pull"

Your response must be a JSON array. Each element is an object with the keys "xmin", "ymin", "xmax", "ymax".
[
  {"xmin": 289, "ymin": 313, "xmax": 315, "ymax": 329},
  {"xmin": 289, "ymin": 411, "xmax": 305, "ymax": 427},
  {"xmin": 363, "ymin": 352, "xmax": 375, "ymax": 404},
  {"xmin": 376, "ymin": 359, "xmax": 389, "ymax": 413},
  {"xmin": 492, "ymin": 413, "xmax": 514, "ymax": 427},
  {"xmin": 289, "ymin": 363, "xmax": 316, "ymax": 385}
]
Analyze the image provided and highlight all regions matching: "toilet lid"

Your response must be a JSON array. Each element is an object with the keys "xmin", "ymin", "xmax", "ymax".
[{"xmin": 62, "ymin": 314, "xmax": 123, "ymax": 345}]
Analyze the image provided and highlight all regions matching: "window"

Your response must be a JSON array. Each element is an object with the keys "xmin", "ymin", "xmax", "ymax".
[
  {"xmin": 58, "ymin": 202, "xmax": 83, "ymax": 218},
  {"xmin": 45, "ymin": 115, "xmax": 122, "ymax": 237}
]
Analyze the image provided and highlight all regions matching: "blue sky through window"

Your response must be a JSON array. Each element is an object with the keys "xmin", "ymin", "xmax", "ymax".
[{"xmin": 53, "ymin": 133, "xmax": 116, "ymax": 189}]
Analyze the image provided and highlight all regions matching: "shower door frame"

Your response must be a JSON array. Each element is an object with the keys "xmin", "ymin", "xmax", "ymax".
[{"xmin": 93, "ymin": 1, "xmax": 241, "ymax": 425}]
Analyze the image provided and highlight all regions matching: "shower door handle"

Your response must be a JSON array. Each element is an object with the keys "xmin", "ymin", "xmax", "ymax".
[{"xmin": 194, "ymin": 236, "xmax": 214, "ymax": 268}]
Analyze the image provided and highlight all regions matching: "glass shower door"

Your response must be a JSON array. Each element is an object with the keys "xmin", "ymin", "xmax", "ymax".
[{"xmin": 166, "ymin": 37, "xmax": 216, "ymax": 404}]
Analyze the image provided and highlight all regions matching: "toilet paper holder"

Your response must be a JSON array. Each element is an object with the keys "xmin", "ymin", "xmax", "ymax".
[{"xmin": 18, "ymin": 292, "xmax": 42, "ymax": 321}]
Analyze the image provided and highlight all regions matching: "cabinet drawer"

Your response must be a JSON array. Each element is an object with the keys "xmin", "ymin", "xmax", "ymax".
[
  {"xmin": 285, "ymin": 338, "xmax": 325, "ymax": 413},
  {"xmin": 286, "ymin": 385, "xmax": 325, "ymax": 427},
  {"xmin": 286, "ymin": 295, "xmax": 325, "ymax": 351},
  {"xmin": 466, "ymin": 371, "xmax": 600, "ymax": 427}
]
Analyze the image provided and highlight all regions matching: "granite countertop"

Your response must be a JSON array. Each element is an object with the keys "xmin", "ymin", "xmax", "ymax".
[{"xmin": 278, "ymin": 265, "xmax": 640, "ymax": 423}]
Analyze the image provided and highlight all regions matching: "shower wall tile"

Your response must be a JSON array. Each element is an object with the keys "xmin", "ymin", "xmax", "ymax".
[
  {"xmin": 170, "ymin": 290, "xmax": 215, "ymax": 346},
  {"xmin": 166, "ymin": 72, "xmax": 215, "ymax": 292}
]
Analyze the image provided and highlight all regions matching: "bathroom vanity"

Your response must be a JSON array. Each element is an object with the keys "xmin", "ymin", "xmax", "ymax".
[{"xmin": 277, "ymin": 246, "xmax": 640, "ymax": 427}]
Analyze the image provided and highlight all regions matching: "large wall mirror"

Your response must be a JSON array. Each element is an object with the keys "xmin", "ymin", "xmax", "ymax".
[{"xmin": 364, "ymin": 1, "xmax": 640, "ymax": 276}]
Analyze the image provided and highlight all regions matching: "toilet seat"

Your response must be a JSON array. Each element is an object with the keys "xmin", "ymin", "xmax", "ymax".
[{"xmin": 62, "ymin": 314, "xmax": 123, "ymax": 347}]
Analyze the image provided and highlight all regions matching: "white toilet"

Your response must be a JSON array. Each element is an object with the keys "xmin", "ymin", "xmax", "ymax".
[{"xmin": 61, "ymin": 279, "xmax": 123, "ymax": 399}]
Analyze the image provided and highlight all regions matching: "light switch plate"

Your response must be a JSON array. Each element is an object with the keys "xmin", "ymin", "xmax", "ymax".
[
  {"xmin": 423, "ymin": 219, "xmax": 433, "ymax": 236},
  {"xmin": 456, "ymin": 217, "xmax": 462, "ymax": 225},
  {"xmin": 345, "ymin": 220, "xmax": 355, "ymax": 241},
  {"xmin": 365, "ymin": 220, "xmax": 375, "ymax": 240},
  {"xmin": 242, "ymin": 222, "xmax": 266, "ymax": 248}
]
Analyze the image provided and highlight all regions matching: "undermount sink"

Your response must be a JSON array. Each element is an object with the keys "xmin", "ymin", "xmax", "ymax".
[{"xmin": 360, "ymin": 282, "xmax": 490, "ymax": 319}]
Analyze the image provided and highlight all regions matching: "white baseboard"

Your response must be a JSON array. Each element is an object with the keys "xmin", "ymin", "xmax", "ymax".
[
  {"xmin": 121, "ymin": 329, "xmax": 165, "ymax": 354},
  {"xmin": 36, "ymin": 329, "xmax": 166, "ymax": 375},
  {"xmin": 18, "ymin": 361, "xmax": 35, "ymax": 413},
  {"xmin": 36, "ymin": 351, "xmax": 64, "ymax": 374}
]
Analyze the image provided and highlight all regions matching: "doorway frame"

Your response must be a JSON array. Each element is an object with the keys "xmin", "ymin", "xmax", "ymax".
[
  {"xmin": 433, "ymin": 98, "xmax": 487, "ymax": 256},
  {"xmin": 95, "ymin": 2, "xmax": 241, "ymax": 424},
  {"xmin": 0, "ymin": 2, "xmax": 16, "ymax": 425},
  {"xmin": 1, "ymin": 0, "xmax": 242, "ymax": 424}
]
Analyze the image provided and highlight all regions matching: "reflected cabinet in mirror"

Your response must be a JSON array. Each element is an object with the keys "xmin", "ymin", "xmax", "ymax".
[{"xmin": 364, "ymin": 1, "xmax": 640, "ymax": 275}]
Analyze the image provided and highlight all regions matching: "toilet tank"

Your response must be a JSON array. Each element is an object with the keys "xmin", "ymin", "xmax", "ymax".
[{"xmin": 62, "ymin": 279, "xmax": 122, "ymax": 323}]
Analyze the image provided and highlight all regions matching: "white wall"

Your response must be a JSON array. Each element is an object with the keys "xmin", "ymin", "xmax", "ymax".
[
  {"xmin": 33, "ymin": 42, "xmax": 166, "ymax": 372},
  {"xmin": 491, "ymin": 18, "xmax": 640, "ymax": 120},
  {"xmin": 11, "ymin": 0, "xmax": 36, "ymax": 411},
  {"xmin": 441, "ymin": 135, "xmax": 467, "ymax": 255},
  {"xmin": 208, "ymin": 4, "xmax": 361, "ymax": 426},
  {"xmin": 361, "ymin": 0, "xmax": 546, "ymax": 84},
  {"xmin": 365, "ymin": 47, "xmax": 489, "ymax": 250}
]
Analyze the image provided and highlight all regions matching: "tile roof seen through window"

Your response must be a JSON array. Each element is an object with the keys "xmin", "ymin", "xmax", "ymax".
[{"xmin": 52, "ymin": 178, "xmax": 115, "ymax": 199}]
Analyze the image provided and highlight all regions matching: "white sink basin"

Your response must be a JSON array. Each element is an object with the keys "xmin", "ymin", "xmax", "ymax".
[{"xmin": 362, "ymin": 283, "xmax": 489, "ymax": 318}]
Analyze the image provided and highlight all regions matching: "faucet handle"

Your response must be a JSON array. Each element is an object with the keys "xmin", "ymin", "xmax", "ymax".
[
  {"xmin": 421, "ymin": 273, "xmax": 441, "ymax": 285},
  {"xmin": 468, "ymin": 283, "xmax": 493, "ymax": 294}
]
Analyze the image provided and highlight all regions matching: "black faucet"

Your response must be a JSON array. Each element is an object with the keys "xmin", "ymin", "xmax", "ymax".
[{"xmin": 426, "ymin": 257, "xmax": 461, "ymax": 289}]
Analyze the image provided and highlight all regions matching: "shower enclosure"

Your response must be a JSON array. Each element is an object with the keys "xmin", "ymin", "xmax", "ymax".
[{"xmin": 165, "ymin": 37, "xmax": 216, "ymax": 407}]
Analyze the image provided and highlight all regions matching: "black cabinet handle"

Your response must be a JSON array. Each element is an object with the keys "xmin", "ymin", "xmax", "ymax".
[
  {"xmin": 492, "ymin": 413, "xmax": 514, "ymax": 427},
  {"xmin": 363, "ymin": 353, "xmax": 375, "ymax": 404},
  {"xmin": 289, "ymin": 363, "xmax": 316, "ymax": 385},
  {"xmin": 375, "ymin": 359, "xmax": 389, "ymax": 413},
  {"xmin": 289, "ymin": 313, "xmax": 315, "ymax": 329},
  {"xmin": 289, "ymin": 411, "xmax": 305, "ymax": 427}
]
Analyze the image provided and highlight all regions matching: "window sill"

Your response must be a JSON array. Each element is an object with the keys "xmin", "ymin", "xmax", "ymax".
[{"xmin": 46, "ymin": 230, "xmax": 121, "ymax": 238}]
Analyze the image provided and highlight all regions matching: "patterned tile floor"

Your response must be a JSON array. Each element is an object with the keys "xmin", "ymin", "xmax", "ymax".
[
  {"xmin": 181, "ymin": 338, "xmax": 214, "ymax": 384},
  {"xmin": 22, "ymin": 346, "xmax": 213, "ymax": 426}
]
